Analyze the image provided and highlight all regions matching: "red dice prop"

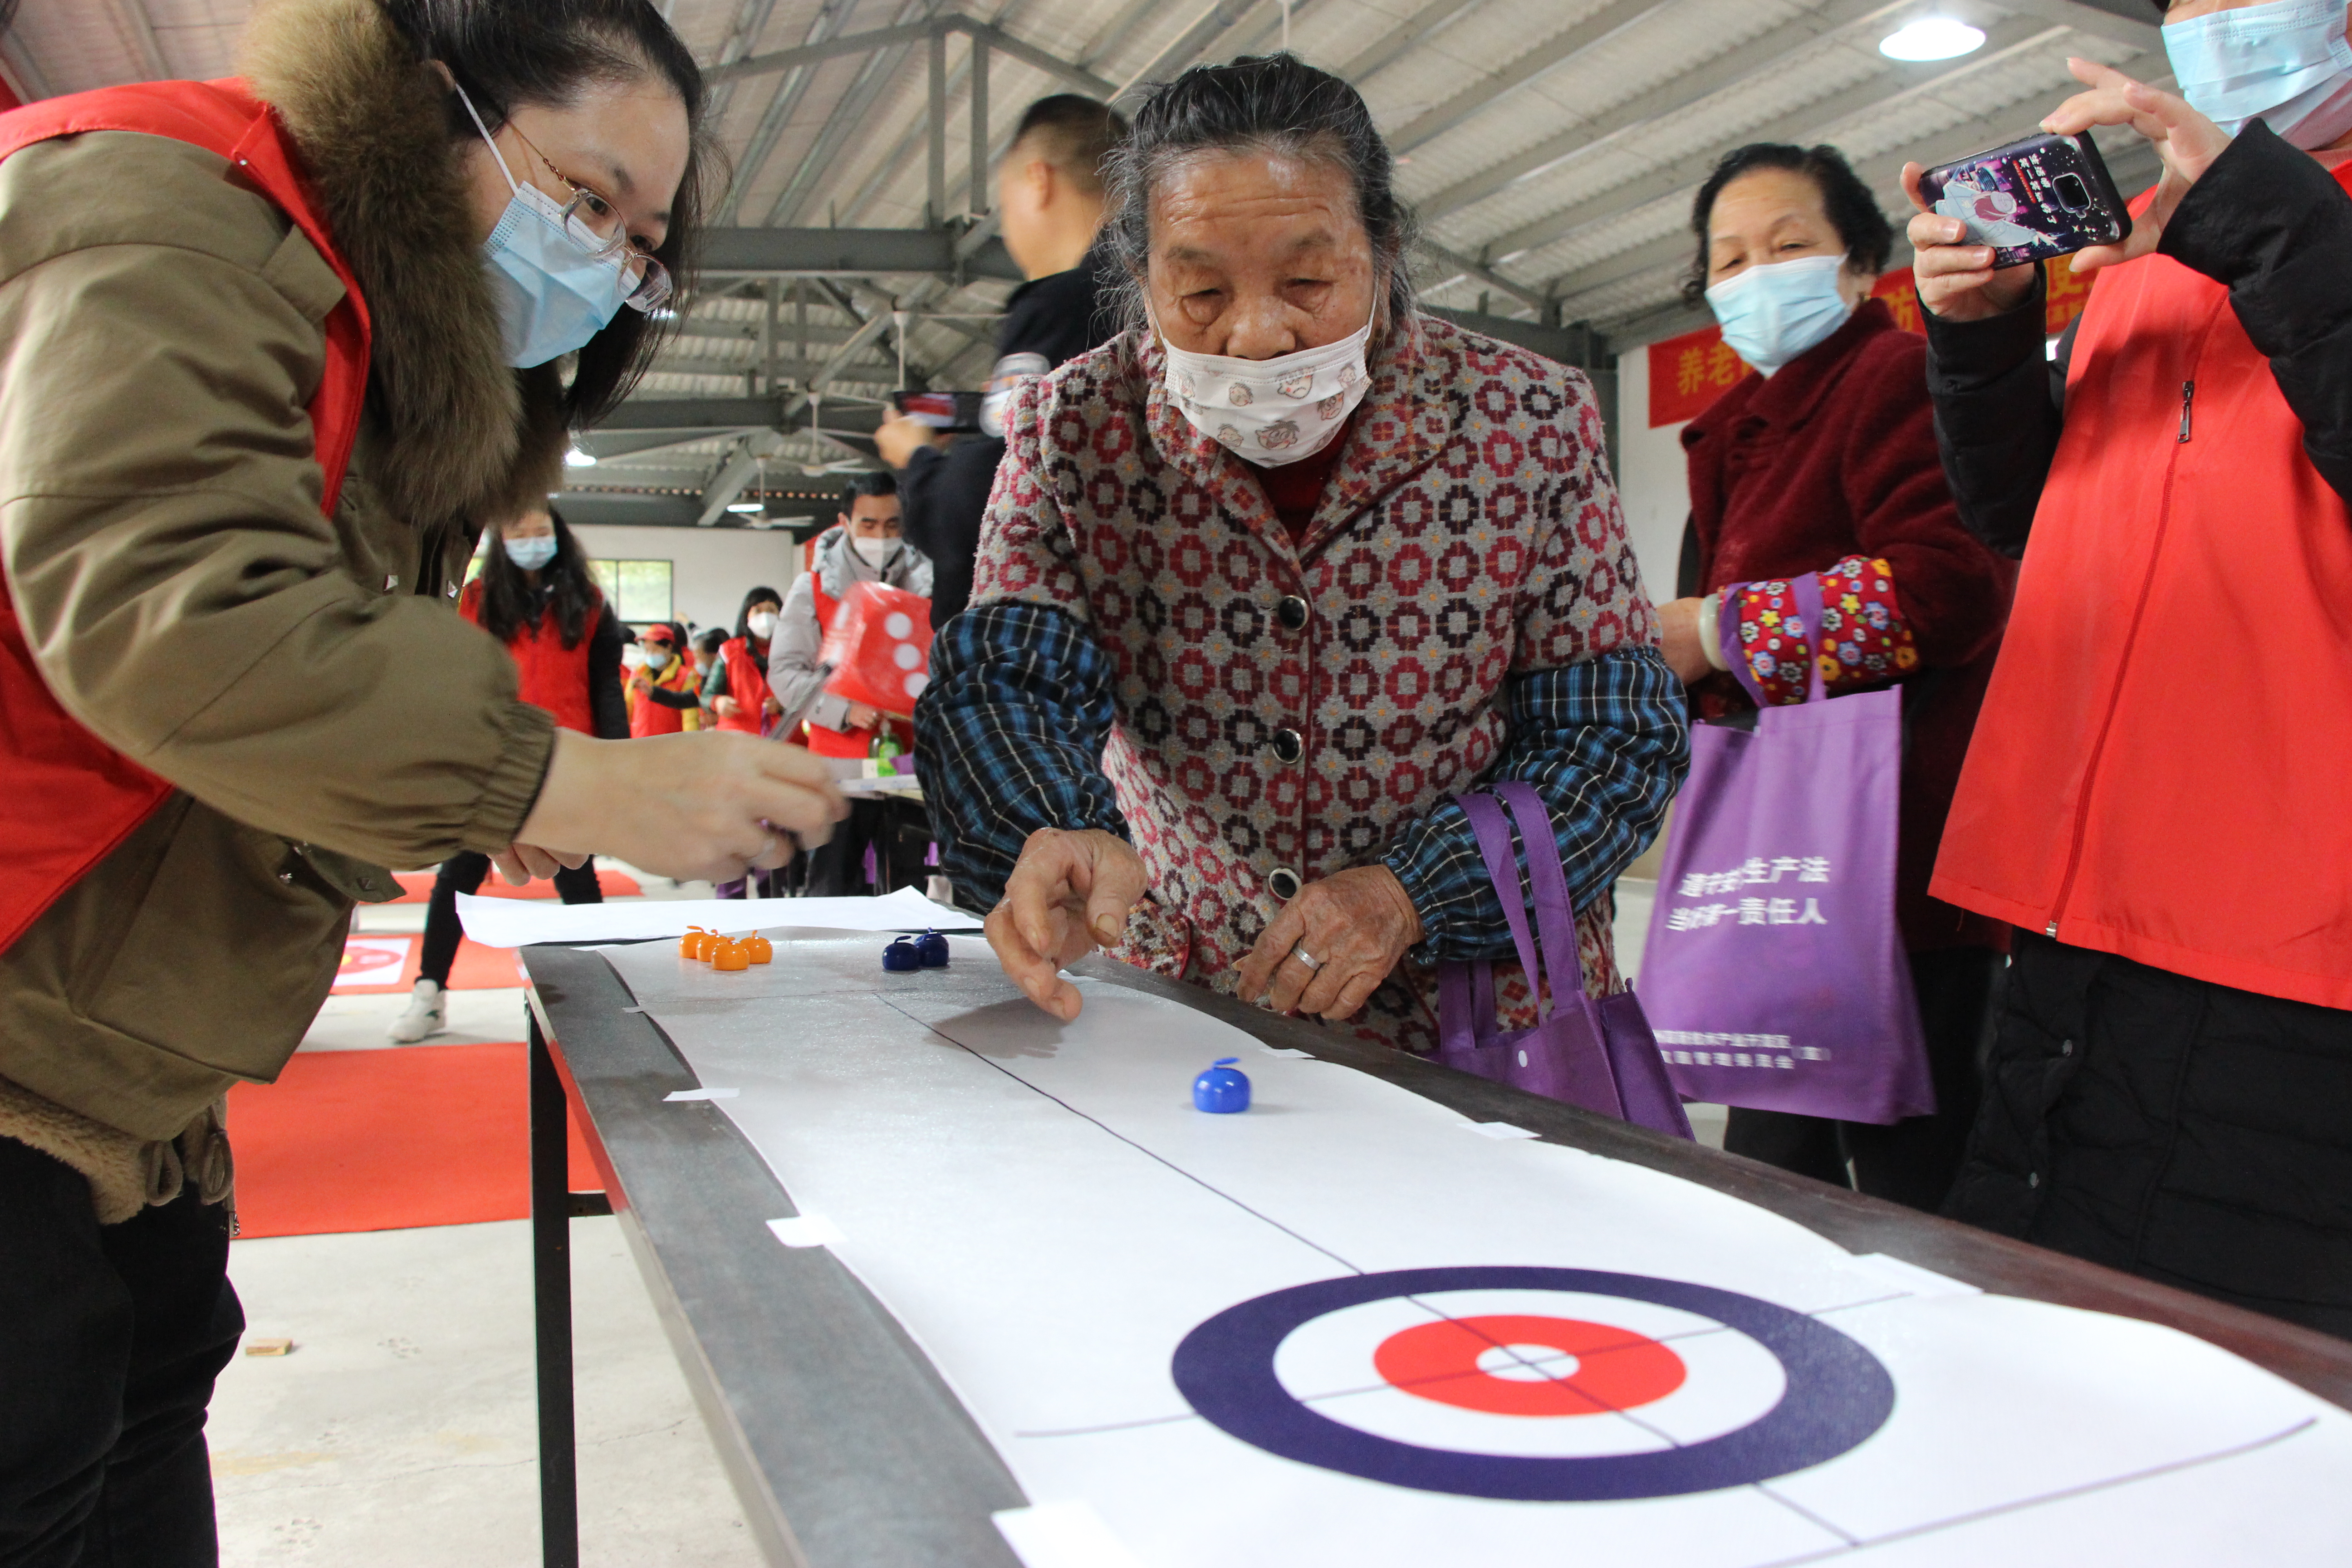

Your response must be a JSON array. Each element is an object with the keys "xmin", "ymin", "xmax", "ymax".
[{"xmin": 819, "ymin": 582, "xmax": 935, "ymax": 716}]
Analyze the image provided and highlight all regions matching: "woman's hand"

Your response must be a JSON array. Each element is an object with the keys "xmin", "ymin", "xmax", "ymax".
[
  {"xmin": 762, "ymin": 694, "xmax": 783, "ymax": 717},
  {"xmin": 846, "ymin": 701, "xmax": 881, "ymax": 730},
  {"xmin": 516, "ymin": 729, "xmax": 848, "ymax": 884},
  {"xmin": 1901, "ymin": 164, "xmax": 2040, "ymax": 321},
  {"xmin": 628, "ymin": 671, "xmax": 652, "ymax": 695},
  {"xmin": 712, "ymin": 694, "xmax": 741, "ymax": 720},
  {"xmin": 490, "ymin": 843, "xmax": 586, "ymax": 886},
  {"xmin": 2038, "ymin": 57, "xmax": 2230, "ymax": 275},
  {"xmin": 1236, "ymin": 865, "xmax": 1424, "ymax": 1021},
  {"xmin": 1655, "ymin": 598, "xmax": 1715, "ymax": 684},
  {"xmin": 986, "ymin": 828, "xmax": 1147, "ymax": 1022}
]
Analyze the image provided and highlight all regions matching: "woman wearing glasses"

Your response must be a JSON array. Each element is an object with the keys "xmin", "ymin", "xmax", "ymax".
[{"xmin": 0, "ymin": 0, "xmax": 843, "ymax": 1557}]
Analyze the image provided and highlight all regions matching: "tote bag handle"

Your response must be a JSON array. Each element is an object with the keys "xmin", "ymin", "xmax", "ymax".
[{"xmin": 1717, "ymin": 574, "xmax": 1828, "ymax": 707}]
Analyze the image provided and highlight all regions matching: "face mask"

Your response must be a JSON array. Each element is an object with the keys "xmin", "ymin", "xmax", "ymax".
[
  {"xmin": 746, "ymin": 611, "xmax": 779, "ymax": 641},
  {"xmin": 505, "ymin": 534, "xmax": 558, "ymax": 571},
  {"xmin": 454, "ymin": 86, "xmax": 633, "ymax": 368},
  {"xmin": 643, "ymin": 649, "xmax": 671, "ymax": 671},
  {"xmin": 1158, "ymin": 317, "xmax": 1374, "ymax": 467},
  {"xmin": 851, "ymin": 535, "xmax": 895, "ymax": 569},
  {"xmin": 1705, "ymin": 254, "xmax": 1857, "ymax": 376},
  {"xmin": 2165, "ymin": 0, "xmax": 2352, "ymax": 149}
]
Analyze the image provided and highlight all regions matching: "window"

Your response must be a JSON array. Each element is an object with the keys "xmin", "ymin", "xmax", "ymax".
[{"xmin": 589, "ymin": 559, "xmax": 674, "ymax": 623}]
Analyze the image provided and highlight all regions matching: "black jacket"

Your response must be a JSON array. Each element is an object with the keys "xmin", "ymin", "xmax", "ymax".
[
  {"xmin": 899, "ymin": 241, "xmax": 1123, "ymax": 627},
  {"xmin": 1924, "ymin": 122, "xmax": 2352, "ymax": 557}
]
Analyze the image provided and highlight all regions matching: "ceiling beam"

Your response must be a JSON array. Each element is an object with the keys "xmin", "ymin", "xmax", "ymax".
[
  {"xmin": 696, "ymin": 430, "xmax": 794, "ymax": 526},
  {"xmin": 1491, "ymin": 19, "xmax": 2078, "ymax": 270},
  {"xmin": 1111, "ymin": 0, "xmax": 1267, "ymax": 103},
  {"xmin": 1999, "ymin": 0, "xmax": 2162, "ymax": 52},
  {"xmin": 1411, "ymin": 0, "xmax": 1912, "ymax": 224},
  {"xmin": 1388, "ymin": 0, "xmax": 1676, "ymax": 157},
  {"xmin": 595, "ymin": 397, "xmax": 789, "ymax": 433},
  {"xmin": 713, "ymin": 0, "xmax": 861, "ymax": 225},
  {"xmin": 707, "ymin": 14, "xmax": 1113, "ymax": 95},
  {"xmin": 1332, "ymin": 0, "xmax": 1490, "ymax": 84},
  {"xmin": 1415, "ymin": 239, "xmax": 1548, "ymax": 313},
  {"xmin": 695, "ymin": 226, "xmax": 1024, "ymax": 280},
  {"xmin": 106, "ymin": 0, "xmax": 172, "ymax": 79}
]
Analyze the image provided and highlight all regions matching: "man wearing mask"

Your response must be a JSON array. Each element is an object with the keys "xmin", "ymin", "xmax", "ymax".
[
  {"xmin": 1907, "ymin": 1, "xmax": 2352, "ymax": 1335},
  {"xmin": 874, "ymin": 94, "xmax": 1127, "ymax": 628},
  {"xmin": 770, "ymin": 472, "xmax": 934, "ymax": 894}
]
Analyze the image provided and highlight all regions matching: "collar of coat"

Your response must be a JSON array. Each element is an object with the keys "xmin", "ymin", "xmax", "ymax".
[
  {"xmin": 1127, "ymin": 313, "xmax": 1463, "ymax": 562},
  {"xmin": 238, "ymin": 0, "xmax": 564, "ymax": 532},
  {"xmin": 1681, "ymin": 297, "xmax": 1899, "ymax": 449}
]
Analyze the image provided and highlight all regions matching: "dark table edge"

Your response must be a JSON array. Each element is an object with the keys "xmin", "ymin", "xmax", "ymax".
[{"xmin": 524, "ymin": 935, "xmax": 2352, "ymax": 1567}]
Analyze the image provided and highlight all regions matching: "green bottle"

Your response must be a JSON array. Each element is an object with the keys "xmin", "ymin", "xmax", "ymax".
[{"xmin": 871, "ymin": 726, "xmax": 902, "ymax": 777}]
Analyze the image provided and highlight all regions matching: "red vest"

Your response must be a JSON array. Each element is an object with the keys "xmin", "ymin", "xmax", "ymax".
[
  {"xmin": 801, "ymin": 581, "xmax": 914, "ymax": 758},
  {"xmin": 630, "ymin": 651, "xmax": 696, "ymax": 737},
  {"xmin": 458, "ymin": 582, "xmax": 603, "ymax": 736},
  {"xmin": 0, "ymin": 80, "xmax": 369, "ymax": 955},
  {"xmin": 714, "ymin": 636, "xmax": 772, "ymax": 735},
  {"xmin": 1932, "ymin": 162, "xmax": 2352, "ymax": 1008}
]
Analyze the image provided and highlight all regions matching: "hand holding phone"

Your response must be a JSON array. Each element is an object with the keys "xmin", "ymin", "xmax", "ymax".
[{"xmin": 1917, "ymin": 130, "xmax": 2129, "ymax": 270}]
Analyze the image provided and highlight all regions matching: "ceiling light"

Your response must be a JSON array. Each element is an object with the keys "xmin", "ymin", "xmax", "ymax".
[
  {"xmin": 1880, "ymin": 17, "xmax": 1984, "ymax": 59},
  {"xmin": 564, "ymin": 445, "xmax": 597, "ymax": 467},
  {"xmin": 726, "ymin": 499, "xmax": 765, "ymax": 513}
]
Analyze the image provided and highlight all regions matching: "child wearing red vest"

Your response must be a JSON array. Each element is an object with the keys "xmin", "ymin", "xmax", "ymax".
[
  {"xmin": 628, "ymin": 621, "xmax": 702, "ymax": 735},
  {"xmin": 389, "ymin": 508, "xmax": 622, "ymax": 1041}
]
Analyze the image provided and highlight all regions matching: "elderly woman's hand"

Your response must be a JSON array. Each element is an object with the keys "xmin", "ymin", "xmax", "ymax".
[
  {"xmin": 1236, "ymin": 866, "xmax": 1426, "ymax": 1021},
  {"xmin": 988, "ymin": 828, "xmax": 1149, "ymax": 1022},
  {"xmin": 1656, "ymin": 598, "xmax": 1715, "ymax": 684}
]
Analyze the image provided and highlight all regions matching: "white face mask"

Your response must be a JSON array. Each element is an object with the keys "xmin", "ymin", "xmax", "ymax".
[
  {"xmin": 1704, "ymin": 254, "xmax": 1857, "ymax": 376},
  {"xmin": 1158, "ymin": 317, "xmax": 1375, "ymax": 467},
  {"xmin": 746, "ymin": 610, "xmax": 779, "ymax": 641},
  {"xmin": 851, "ymin": 535, "xmax": 895, "ymax": 570},
  {"xmin": 2164, "ymin": 0, "xmax": 2352, "ymax": 149},
  {"xmin": 643, "ymin": 649, "xmax": 671, "ymax": 671}
]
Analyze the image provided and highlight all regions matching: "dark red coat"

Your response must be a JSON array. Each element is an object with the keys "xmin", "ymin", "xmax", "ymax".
[{"xmin": 1682, "ymin": 299, "xmax": 2013, "ymax": 951}]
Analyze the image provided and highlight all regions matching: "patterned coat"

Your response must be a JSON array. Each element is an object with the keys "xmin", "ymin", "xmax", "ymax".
[{"xmin": 919, "ymin": 312, "xmax": 1686, "ymax": 1051}]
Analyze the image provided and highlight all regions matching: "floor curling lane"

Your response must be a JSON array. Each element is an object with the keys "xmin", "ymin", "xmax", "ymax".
[{"xmin": 601, "ymin": 932, "xmax": 2352, "ymax": 1567}]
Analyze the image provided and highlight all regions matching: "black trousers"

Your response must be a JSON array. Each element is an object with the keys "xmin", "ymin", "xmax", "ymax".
[
  {"xmin": 419, "ymin": 850, "xmax": 602, "ymax": 986},
  {"xmin": 802, "ymin": 798, "xmax": 932, "ymax": 899},
  {"xmin": 1724, "ymin": 945, "xmax": 2004, "ymax": 1212},
  {"xmin": 1945, "ymin": 931, "xmax": 2352, "ymax": 1339},
  {"xmin": 0, "ymin": 1137, "xmax": 241, "ymax": 1567}
]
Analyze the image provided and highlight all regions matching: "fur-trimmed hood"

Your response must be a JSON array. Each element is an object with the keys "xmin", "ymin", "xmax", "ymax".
[{"xmin": 238, "ymin": 0, "xmax": 564, "ymax": 529}]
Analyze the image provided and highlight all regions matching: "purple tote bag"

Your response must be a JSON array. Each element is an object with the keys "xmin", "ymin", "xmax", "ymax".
[
  {"xmin": 1639, "ymin": 573, "xmax": 1932, "ymax": 1124},
  {"xmin": 1437, "ymin": 781, "xmax": 1693, "ymax": 1140}
]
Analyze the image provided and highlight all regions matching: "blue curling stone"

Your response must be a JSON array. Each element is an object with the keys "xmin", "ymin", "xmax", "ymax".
[
  {"xmin": 882, "ymin": 936, "xmax": 923, "ymax": 972},
  {"xmin": 1193, "ymin": 1057, "xmax": 1251, "ymax": 1114},
  {"xmin": 914, "ymin": 929, "xmax": 951, "ymax": 968}
]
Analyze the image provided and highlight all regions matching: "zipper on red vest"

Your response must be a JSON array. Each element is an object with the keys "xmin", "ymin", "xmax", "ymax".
[{"xmin": 2046, "ymin": 323, "xmax": 2218, "ymax": 941}]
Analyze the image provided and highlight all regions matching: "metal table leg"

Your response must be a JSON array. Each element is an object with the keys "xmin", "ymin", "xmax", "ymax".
[{"xmin": 530, "ymin": 1012, "xmax": 581, "ymax": 1568}]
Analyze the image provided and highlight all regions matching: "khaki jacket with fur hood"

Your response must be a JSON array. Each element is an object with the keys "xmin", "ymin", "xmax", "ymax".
[{"xmin": 0, "ymin": 0, "xmax": 570, "ymax": 1207}]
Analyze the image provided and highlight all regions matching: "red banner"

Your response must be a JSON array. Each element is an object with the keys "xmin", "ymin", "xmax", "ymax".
[{"xmin": 1645, "ymin": 262, "xmax": 2092, "ymax": 428}]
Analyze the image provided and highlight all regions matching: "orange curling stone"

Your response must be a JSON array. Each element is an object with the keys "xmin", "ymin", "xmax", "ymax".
[
  {"xmin": 681, "ymin": 926, "xmax": 710, "ymax": 960},
  {"xmin": 710, "ymin": 938, "xmax": 750, "ymax": 971},
  {"xmin": 740, "ymin": 934, "xmax": 773, "ymax": 964}
]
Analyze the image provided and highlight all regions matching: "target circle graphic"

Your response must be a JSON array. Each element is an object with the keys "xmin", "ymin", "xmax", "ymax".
[{"xmin": 1171, "ymin": 1267, "xmax": 1893, "ymax": 1501}]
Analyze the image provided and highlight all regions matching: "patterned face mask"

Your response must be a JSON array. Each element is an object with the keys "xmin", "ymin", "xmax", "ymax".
[{"xmin": 1157, "ymin": 316, "xmax": 1375, "ymax": 467}]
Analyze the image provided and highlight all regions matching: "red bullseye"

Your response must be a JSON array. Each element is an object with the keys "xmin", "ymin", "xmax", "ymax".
[
  {"xmin": 1373, "ymin": 1314, "xmax": 1686, "ymax": 1417},
  {"xmin": 338, "ymin": 944, "xmax": 401, "ymax": 976}
]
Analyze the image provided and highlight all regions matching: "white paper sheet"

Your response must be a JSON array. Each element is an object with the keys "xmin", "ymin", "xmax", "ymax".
[
  {"xmin": 457, "ymin": 884, "xmax": 977, "ymax": 947},
  {"xmin": 603, "ymin": 934, "xmax": 2352, "ymax": 1566}
]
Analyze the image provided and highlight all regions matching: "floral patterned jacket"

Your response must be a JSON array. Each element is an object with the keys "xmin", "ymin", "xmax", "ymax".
[{"xmin": 918, "ymin": 312, "xmax": 1686, "ymax": 1051}]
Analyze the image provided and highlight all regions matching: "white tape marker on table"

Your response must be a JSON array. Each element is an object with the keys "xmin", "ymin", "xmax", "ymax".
[
  {"xmin": 991, "ymin": 1500, "xmax": 1149, "ymax": 1568},
  {"xmin": 1259, "ymin": 1047, "xmax": 1312, "ymax": 1059},
  {"xmin": 766, "ymin": 1214, "xmax": 846, "ymax": 1249},
  {"xmin": 663, "ymin": 1088, "xmax": 740, "ymax": 1102},
  {"xmin": 1466, "ymin": 1122, "xmax": 1541, "ymax": 1140}
]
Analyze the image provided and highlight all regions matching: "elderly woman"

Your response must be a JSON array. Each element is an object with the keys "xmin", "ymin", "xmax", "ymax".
[{"xmin": 916, "ymin": 55, "xmax": 1685, "ymax": 1050}]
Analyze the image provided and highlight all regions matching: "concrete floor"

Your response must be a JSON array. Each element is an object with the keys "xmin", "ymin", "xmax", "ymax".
[{"xmin": 210, "ymin": 867, "xmax": 1717, "ymax": 1564}]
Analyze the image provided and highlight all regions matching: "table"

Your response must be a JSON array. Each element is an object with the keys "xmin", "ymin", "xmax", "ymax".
[{"xmin": 520, "ymin": 937, "xmax": 2352, "ymax": 1568}]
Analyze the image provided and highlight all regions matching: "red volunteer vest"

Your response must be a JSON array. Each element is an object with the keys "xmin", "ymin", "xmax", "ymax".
[
  {"xmin": 801, "ymin": 580, "xmax": 915, "ymax": 758},
  {"xmin": 714, "ymin": 636, "xmax": 772, "ymax": 735},
  {"xmin": 0, "ymin": 80, "xmax": 370, "ymax": 955},
  {"xmin": 630, "ymin": 653, "xmax": 696, "ymax": 737},
  {"xmin": 1932, "ymin": 162, "xmax": 2352, "ymax": 1008},
  {"xmin": 458, "ymin": 581, "xmax": 602, "ymax": 736}
]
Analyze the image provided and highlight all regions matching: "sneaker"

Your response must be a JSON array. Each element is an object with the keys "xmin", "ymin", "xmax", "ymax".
[{"xmin": 386, "ymin": 979, "xmax": 446, "ymax": 1043}]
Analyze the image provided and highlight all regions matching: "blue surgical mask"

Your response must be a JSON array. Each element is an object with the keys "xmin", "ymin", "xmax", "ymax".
[
  {"xmin": 2165, "ymin": 0, "xmax": 2352, "ymax": 149},
  {"xmin": 454, "ymin": 86, "xmax": 632, "ymax": 368},
  {"xmin": 1704, "ymin": 254, "xmax": 1857, "ymax": 376},
  {"xmin": 505, "ymin": 534, "xmax": 558, "ymax": 571}
]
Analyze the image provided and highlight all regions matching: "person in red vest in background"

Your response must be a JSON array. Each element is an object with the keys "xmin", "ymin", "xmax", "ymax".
[
  {"xmin": 704, "ymin": 585, "xmax": 784, "ymax": 735},
  {"xmin": 627, "ymin": 620, "xmax": 703, "ymax": 735},
  {"xmin": 772, "ymin": 472, "xmax": 934, "ymax": 895},
  {"xmin": 389, "ymin": 506, "xmax": 622, "ymax": 1042}
]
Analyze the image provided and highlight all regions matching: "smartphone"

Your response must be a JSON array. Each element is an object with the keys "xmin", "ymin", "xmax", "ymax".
[
  {"xmin": 890, "ymin": 389, "xmax": 984, "ymax": 433},
  {"xmin": 1919, "ymin": 132, "xmax": 2130, "ymax": 269}
]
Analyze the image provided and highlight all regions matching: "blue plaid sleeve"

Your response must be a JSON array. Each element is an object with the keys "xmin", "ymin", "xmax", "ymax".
[
  {"xmin": 1382, "ymin": 646, "xmax": 1688, "ymax": 961},
  {"xmin": 913, "ymin": 600, "xmax": 1127, "ymax": 909}
]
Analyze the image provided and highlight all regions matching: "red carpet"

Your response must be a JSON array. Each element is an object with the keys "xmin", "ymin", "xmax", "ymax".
[
  {"xmin": 229, "ymin": 1043, "xmax": 600, "ymax": 1239},
  {"xmin": 334, "ymin": 934, "xmax": 528, "ymax": 994},
  {"xmin": 390, "ymin": 869, "xmax": 641, "ymax": 902}
]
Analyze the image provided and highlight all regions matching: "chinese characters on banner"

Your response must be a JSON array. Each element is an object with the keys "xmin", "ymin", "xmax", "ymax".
[{"xmin": 1646, "ymin": 260, "xmax": 2093, "ymax": 428}]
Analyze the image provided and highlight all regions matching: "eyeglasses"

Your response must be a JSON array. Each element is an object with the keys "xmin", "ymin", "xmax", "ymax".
[{"xmin": 499, "ymin": 119, "xmax": 673, "ymax": 314}]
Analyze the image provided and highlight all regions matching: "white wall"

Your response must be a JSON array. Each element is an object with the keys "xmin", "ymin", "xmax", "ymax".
[
  {"xmin": 569, "ymin": 524, "xmax": 806, "ymax": 636},
  {"xmin": 1612, "ymin": 347, "xmax": 1695, "ymax": 603}
]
